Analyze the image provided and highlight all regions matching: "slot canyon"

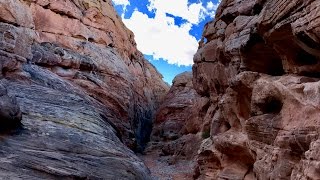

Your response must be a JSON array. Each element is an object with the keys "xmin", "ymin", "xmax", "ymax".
[{"xmin": 0, "ymin": 0, "xmax": 320, "ymax": 179}]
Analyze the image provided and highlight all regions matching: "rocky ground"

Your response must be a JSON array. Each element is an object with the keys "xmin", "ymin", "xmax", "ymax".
[{"xmin": 138, "ymin": 151, "xmax": 195, "ymax": 180}]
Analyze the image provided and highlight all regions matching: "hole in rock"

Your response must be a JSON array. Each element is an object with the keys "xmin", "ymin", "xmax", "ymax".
[
  {"xmin": 252, "ymin": 4, "xmax": 263, "ymax": 15},
  {"xmin": 88, "ymin": 37, "xmax": 94, "ymax": 42},
  {"xmin": 243, "ymin": 34, "xmax": 284, "ymax": 76},
  {"xmin": 43, "ymin": 4, "xmax": 50, "ymax": 9},
  {"xmin": 0, "ymin": 120, "xmax": 24, "ymax": 135},
  {"xmin": 295, "ymin": 50, "xmax": 318, "ymax": 65},
  {"xmin": 224, "ymin": 121, "xmax": 231, "ymax": 131},
  {"xmin": 221, "ymin": 13, "xmax": 237, "ymax": 24},
  {"xmin": 260, "ymin": 96, "xmax": 283, "ymax": 114}
]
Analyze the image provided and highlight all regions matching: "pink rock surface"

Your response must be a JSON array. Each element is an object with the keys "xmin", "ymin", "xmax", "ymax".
[
  {"xmin": 0, "ymin": 0, "xmax": 169, "ymax": 178},
  {"xmin": 148, "ymin": 0, "xmax": 320, "ymax": 179},
  {"xmin": 191, "ymin": 0, "xmax": 320, "ymax": 179}
]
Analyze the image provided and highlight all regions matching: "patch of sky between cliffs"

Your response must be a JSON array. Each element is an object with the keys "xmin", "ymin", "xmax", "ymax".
[
  {"xmin": 144, "ymin": 55, "xmax": 192, "ymax": 84},
  {"xmin": 117, "ymin": 0, "xmax": 156, "ymax": 19},
  {"xmin": 112, "ymin": 0, "xmax": 221, "ymax": 84},
  {"xmin": 190, "ymin": 17, "xmax": 213, "ymax": 40},
  {"xmin": 114, "ymin": 0, "xmax": 215, "ymax": 40}
]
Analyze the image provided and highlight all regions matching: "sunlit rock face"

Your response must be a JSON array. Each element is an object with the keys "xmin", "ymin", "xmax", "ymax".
[
  {"xmin": 0, "ymin": 0, "xmax": 169, "ymax": 178},
  {"xmin": 148, "ymin": 0, "xmax": 320, "ymax": 179},
  {"xmin": 192, "ymin": 0, "xmax": 320, "ymax": 179}
]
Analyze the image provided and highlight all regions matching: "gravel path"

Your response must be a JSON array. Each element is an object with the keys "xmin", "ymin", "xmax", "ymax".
[{"xmin": 138, "ymin": 152, "xmax": 195, "ymax": 180}]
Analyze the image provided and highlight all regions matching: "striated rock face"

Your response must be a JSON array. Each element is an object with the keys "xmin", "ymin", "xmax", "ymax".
[
  {"xmin": 191, "ymin": 0, "xmax": 320, "ymax": 179},
  {"xmin": 0, "ymin": 0, "xmax": 168, "ymax": 178}
]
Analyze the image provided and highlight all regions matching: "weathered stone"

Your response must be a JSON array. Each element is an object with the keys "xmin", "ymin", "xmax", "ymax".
[
  {"xmin": 190, "ymin": 0, "xmax": 320, "ymax": 179},
  {"xmin": 0, "ymin": 0, "xmax": 34, "ymax": 28},
  {"xmin": 0, "ymin": 0, "xmax": 169, "ymax": 178}
]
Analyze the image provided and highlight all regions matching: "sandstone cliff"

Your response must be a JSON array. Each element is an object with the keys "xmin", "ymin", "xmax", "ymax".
[
  {"xmin": 149, "ymin": 0, "xmax": 320, "ymax": 179},
  {"xmin": 193, "ymin": 0, "xmax": 320, "ymax": 179},
  {"xmin": 0, "ymin": 0, "xmax": 168, "ymax": 178}
]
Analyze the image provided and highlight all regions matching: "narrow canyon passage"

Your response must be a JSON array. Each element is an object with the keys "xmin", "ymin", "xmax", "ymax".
[
  {"xmin": 135, "ymin": 0, "xmax": 320, "ymax": 179},
  {"xmin": 137, "ymin": 72, "xmax": 203, "ymax": 180},
  {"xmin": 0, "ymin": 0, "xmax": 320, "ymax": 179}
]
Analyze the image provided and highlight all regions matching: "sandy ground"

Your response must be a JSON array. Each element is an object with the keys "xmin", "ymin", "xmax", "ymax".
[{"xmin": 138, "ymin": 152, "xmax": 195, "ymax": 180}]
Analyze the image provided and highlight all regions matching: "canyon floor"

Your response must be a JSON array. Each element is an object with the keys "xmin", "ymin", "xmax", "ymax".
[{"xmin": 139, "ymin": 151, "xmax": 195, "ymax": 180}]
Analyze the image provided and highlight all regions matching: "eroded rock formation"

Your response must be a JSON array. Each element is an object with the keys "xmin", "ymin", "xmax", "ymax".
[
  {"xmin": 0, "ymin": 0, "xmax": 168, "ymax": 178},
  {"xmin": 143, "ymin": 72, "xmax": 207, "ymax": 179},
  {"xmin": 152, "ymin": 72, "xmax": 208, "ymax": 141},
  {"xmin": 149, "ymin": 0, "xmax": 320, "ymax": 179},
  {"xmin": 192, "ymin": 0, "xmax": 320, "ymax": 179}
]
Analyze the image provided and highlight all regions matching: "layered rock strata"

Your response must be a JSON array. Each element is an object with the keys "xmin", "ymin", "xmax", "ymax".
[
  {"xmin": 0, "ymin": 0, "xmax": 168, "ymax": 178},
  {"xmin": 192, "ymin": 0, "xmax": 320, "ymax": 179}
]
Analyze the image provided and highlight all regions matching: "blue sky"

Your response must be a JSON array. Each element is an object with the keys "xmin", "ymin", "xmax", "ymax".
[{"xmin": 112, "ymin": 0, "xmax": 221, "ymax": 84}]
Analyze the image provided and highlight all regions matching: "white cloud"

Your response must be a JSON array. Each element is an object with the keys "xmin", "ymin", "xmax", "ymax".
[
  {"xmin": 205, "ymin": 1, "xmax": 220, "ymax": 17},
  {"xmin": 123, "ymin": 10, "xmax": 198, "ymax": 66},
  {"xmin": 147, "ymin": 0, "xmax": 206, "ymax": 24},
  {"xmin": 112, "ymin": 0, "xmax": 129, "ymax": 6},
  {"xmin": 122, "ymin": 0, "xmax": 221, "ymax": 66},
  {"xmin": 207, "ymin": 1, "xmax": 214, "ymax": 9},
  {"xmin": 112, "ymin": 0, "xmax": 130, "ymax": 11}
]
